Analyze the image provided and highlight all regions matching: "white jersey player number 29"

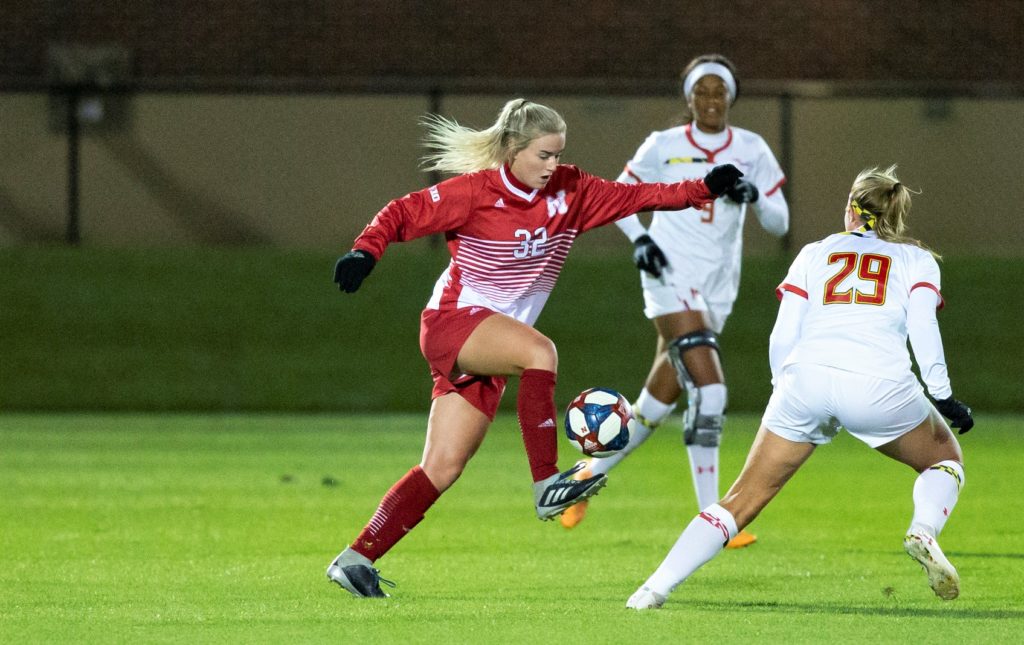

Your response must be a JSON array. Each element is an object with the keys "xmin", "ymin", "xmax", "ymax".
[
  {"xmin": 824, "ymin": 252, "xmax": 892, "ymax": 305},
  {"xmin": 514, "ymin": 227, "xmax": 548, "ymax": 258}
]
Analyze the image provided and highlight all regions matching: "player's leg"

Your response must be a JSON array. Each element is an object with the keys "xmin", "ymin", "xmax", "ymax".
[
  {"xmin": 593, "ymin": 335, "xmax": 680, "ymax": 477},
  {"xmin": 560, "ymin": 333, "xmax": 681, "ymax": 528},
  {"xmin": 660, "ymin": 309, "xmax": 758, "ymax": 546},
  {"xmin": 456, "ymin": 313, "xmax": 607, "ymax": 519},
  {"xmin": 660, "ymin": 310, "xmax": 727, "ymax": 511},
  {"xmin": 875, "ymin": 406, "xmax": 964, "ymax": 600},
  {"xmin": 328, "ymin": 392, "xmax": 487, "ymax": 597},
  {"xmin": 628, "ymin": 426, "xmax": 814, "ymax": 609}
]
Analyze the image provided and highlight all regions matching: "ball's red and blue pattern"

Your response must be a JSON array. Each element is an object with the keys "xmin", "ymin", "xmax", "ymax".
[{"xmin": 564, "ymin": 387, "xmax": 635, "ymax": 457}]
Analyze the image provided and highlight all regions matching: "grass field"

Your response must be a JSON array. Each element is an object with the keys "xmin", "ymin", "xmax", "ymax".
[{"xmin": 2, "ymin": 413, "xmax": 1022, "ymax": 643}]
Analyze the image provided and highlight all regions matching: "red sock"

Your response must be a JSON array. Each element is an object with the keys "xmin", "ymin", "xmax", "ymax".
[
  {"xmin": 350, "ymin": 465, "xmax": 440, "ymax": 562},
  {"xmin": 518, "ymin": 368, "xmax": 560, "ymax": 482}
]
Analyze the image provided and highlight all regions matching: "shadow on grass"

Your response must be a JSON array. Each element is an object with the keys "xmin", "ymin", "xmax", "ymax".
[{"xmin": 692, "ymin": 600, "xmax": 1024, "ymax": 620}]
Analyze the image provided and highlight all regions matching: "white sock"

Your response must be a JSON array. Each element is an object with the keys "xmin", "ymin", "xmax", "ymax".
[
  {"xmin": 697, "ymin": 383, "xmax": 727, "ymax": 416},
  {"xmin": 908, "ymin": 460, "xmax": 964, "ymax": 537},
  {"xmin": 337, "ymin": 546, "xmax": 372, "ymax": 567},
  {"xmin": 589, "ymin": 389, "xmax": 674, "ymax": 476},
  {"xmin": 686, "ymin": 383, "xmax": 726, "ymax": 510},
  {"xmin": 644, "ymin": 503, "xmax": 738, "ymax": 595},
  {"xmin": 686, "ymin": 445, "xmax": 720, "ymax": 510}
]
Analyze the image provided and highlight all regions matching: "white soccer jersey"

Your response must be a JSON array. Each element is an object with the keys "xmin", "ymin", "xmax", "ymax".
[
  {"xmin": 775, "ymin": 230, "xmax": 945, "ymax": 384},
  {"xmin": 616, "ymin": 123, "xmax": 788, "ymax": 307}
]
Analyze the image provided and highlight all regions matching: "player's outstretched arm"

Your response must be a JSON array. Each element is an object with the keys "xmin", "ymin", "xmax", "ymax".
[
  {"xmin": 906, "ymin": 285, "xmax": 972, "ymax": 433},
  {"xmin": 333, "ymin": 250, "xmax": 376, "ymax": 293}
]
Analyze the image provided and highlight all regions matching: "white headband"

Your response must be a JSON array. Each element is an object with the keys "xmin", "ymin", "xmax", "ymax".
[{"xmin": 683, "ymin": 62, "xmax": 737, "ymax": 104}]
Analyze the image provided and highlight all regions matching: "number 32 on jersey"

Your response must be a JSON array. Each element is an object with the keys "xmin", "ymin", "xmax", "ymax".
[{"xmin": 823, "ymin": 252, "xmax": 892, "ymax": 305}]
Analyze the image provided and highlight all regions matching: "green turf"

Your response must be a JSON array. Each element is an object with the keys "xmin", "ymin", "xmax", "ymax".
[{"xmin": 1, "ymin": 414, "xmax": 1021, "ymax": 643}]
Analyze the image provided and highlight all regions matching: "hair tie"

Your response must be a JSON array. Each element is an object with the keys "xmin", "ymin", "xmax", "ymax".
[{"xmin": 850, "ymin": 199, "xmax": 878, "ymax": 230}]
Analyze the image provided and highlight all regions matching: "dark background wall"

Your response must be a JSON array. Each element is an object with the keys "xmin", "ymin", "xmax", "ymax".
[{"xmin": 3, "ymin": 1, "xmax": 1023, "ymax": 89}]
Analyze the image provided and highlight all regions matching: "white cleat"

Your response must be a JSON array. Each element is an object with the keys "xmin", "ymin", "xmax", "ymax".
[
  {"xmin": 626, "ymin": 585, "xmax": 667, "ymax": 610},
  {"xmin": 904, "ymin": 531, "xmax": 960, "ymax": 600}
]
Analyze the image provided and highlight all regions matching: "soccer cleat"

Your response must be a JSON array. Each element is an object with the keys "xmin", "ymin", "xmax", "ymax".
[
  {"xmin": 326, "ymin": 558, "xmax": 395, "ymax": 598},
  {"xmin": 903, "ymin": 531, "xmax": 959, "ymax": 600},
  {"xmin": 558, "ymin": 462, "xmax": 594, "ymax": 529},
  {"xmin": 535, "ymin": 461, "xmax": 607, "ymax": 521},
  {"xmin": 725, "ymin": 529, "xmax": 758, "ymax": 549},
  {"xmin": 626, "ymin": 585, "xmax": 667, "ymax": 610}
]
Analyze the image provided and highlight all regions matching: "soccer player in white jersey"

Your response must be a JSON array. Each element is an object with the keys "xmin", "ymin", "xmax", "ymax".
[
  {"xmin": 561, "ymin": 55, "xmax": 788, "ymax": 549},
  {"xmin": 323, "ymin": 98, "xmax": 743, "ymax": 598},
  {"xmin": 626, "ymin": 165, "xmax": 975, "ymax": 609}
]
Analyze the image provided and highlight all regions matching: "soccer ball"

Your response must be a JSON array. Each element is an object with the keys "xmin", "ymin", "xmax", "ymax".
[{"xmin": 564, "ymin": 388, "xmax": 635, "ymax": 457}]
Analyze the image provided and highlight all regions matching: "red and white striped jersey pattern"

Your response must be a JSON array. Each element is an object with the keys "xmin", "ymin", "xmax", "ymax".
[
  {"xmin": 353, "ymin": 164, "xmax": 713, "ymax": 326},
  {"xmin": 775, "ymin": 230, "xmax": 943, "ymax": 382}
]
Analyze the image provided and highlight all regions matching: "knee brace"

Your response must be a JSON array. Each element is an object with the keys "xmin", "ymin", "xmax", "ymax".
[
  {"xmin": 683, "ymin": 406, "xmax": 724, "ymax": 447},
  {"xmin": 667, "ymin": 330, "xmax": 724, "ymax": 447},
  {"xmin": 667, "ymin": 330, "xmax": 720, "ymax": 391}
]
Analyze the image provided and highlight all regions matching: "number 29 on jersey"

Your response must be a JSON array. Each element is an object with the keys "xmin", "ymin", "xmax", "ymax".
[{"xmin": 823, "ymin": 252, "xmax": 892, "ymax": 305}]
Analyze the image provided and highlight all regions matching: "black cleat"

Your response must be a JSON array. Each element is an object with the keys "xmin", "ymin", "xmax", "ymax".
[
  {"xmin": 534, "ymin": 461, "xmax": 608, "ymax": 520},
  {"xmin": 326, "ymin": 559, "xmax": 395, "ymax": 598}
]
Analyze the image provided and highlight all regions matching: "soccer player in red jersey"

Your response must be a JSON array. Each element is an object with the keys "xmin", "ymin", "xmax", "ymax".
[{"xmin": 325, "ymin": 98, "xmax": 743, "ymax": 598}]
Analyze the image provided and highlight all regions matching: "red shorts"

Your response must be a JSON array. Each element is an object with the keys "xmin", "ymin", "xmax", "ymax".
[{"xmin": 419, "ymin": 307, "xmax": 508, "ymax": 420}]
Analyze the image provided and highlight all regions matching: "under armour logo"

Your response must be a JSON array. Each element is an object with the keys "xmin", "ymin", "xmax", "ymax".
[
  {"xmin": 546, "ymin": 190, "xmax": 568, "ymax": 217},
  {"xmin": 494, "ymin": 198, "xmax": 505, "ymax": 208}
]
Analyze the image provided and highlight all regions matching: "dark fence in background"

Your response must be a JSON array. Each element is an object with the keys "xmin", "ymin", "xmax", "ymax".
[
  {"xmin": 3, "ymin": 2, "xmax": 1023, "ymax": 251},
  {"xmin": 3, "ymin": 1, "xmax": 1023, "ymax": 87}
]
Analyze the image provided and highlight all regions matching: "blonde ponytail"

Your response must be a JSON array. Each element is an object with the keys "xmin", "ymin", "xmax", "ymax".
[
  {"xmin": 850, "ymin": 165, "xmax": 940, "ymax": 259},
  {"xmin": 420, "ymin": 99, "xmax": 566, "ymax": 174}
]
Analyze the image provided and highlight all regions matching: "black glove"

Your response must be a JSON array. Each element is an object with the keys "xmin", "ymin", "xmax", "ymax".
[
  {"xmin": 934, "ymin": 397, "xmax": 974, "ymax": 435},
  {"xmin": 703, "ymin": 164, "xmax": 743, "ymax": 196},
  {"xmin": 333, "ymin": 250, "xmax": 376, "ymax": 293},
  {"xmin": 725, "ymin": 180, "xmax": 759, "ymax": 204},
  {"xmin": 632, "ymin": 234, "xmax": 668, "ymax": 278}
]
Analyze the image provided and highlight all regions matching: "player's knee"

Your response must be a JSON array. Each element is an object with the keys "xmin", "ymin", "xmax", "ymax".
[
  {"xmin": 667, "ymin": 329, "xmax": 720, "ymax": 385},
  {"xmin": 520, "ymin": 335, "xmax": 558, "ymax": 372},
  {"xmin": 421, "ymin": 458, "xmax": 466, "ymax": 493}
]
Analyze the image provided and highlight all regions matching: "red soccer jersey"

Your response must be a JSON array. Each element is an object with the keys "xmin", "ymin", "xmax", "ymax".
[{"xmin": 354, "ymin": 164, "xmax": 712, "ymax": 325}]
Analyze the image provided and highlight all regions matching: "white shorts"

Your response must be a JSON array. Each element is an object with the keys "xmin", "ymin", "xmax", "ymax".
[
  {"xmin": 761, "ymin": 363, "xmax": 931, "ymax": 448},
  {"xmin": 640, "ymin": 271, "xmax": 732, "ymax": 333}
]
